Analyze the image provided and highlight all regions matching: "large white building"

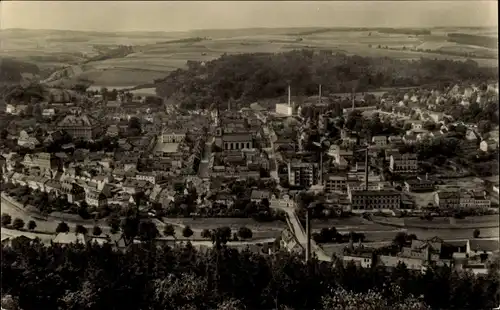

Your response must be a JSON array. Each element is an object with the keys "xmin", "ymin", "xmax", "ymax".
[{"xmin": 275, "ymin": 85, "xmax": 294, "ymax": 116}]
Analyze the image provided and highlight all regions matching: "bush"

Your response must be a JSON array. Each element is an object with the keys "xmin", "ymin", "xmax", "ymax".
[
  {"xmin": 12, "ymin": 218, "xmax": 25, "ymax": 230},
  {"xmin": 237, "ymin": 226, "xmax": 253, "ymax": 239},
  {"xmin": 473, "ymin": 229, "xmax": 480, "ymax": 238},
  {"xmin": 182, "ymin": 226, "xmax": 193, "ymax": 238},
  {"xmin": 92, "ymin": 226, "xmax": 102, "ymax": 236},
  {"xmin": 1, "ymin": 213, "xmax": 12, "ymax": 227},
  {"xmin": 163, "ymin": 224, "xmax": 176, "ymax": 238},
  {"xmin": 201, "ymin": 229, "xmax": 212, "ymax": 239},
  {"xmin": 56, "ymin": 222, "xmax": 70, "ymax": 233},
  {"xmin": 75, "ymin": 225, "xmax": 88, "ymax": 235},
  {"xmin": 27, "ymin": 220, "xmax": 37, "ymax": 231}
]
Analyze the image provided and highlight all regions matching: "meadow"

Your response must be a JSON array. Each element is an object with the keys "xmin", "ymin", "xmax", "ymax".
[{"xmin": 1, "ymin": 27, "xmax": 497, "ymax": 88}]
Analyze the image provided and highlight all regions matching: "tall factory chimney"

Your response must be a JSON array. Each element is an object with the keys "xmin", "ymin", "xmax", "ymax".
[
  {"xmin": 364, "ymin": 147, "xmax": 369, "ymax": 191},
  {"xmin": 288, "ymin": 85, "xmax": 291, "ymax": 107},
  {"xmin": 352, "ymin": 87, "xmax": 356, "ymax": 111},
  {"xmin": 318, "ymin": 84, "xmax": 322, "ymax": 104}
]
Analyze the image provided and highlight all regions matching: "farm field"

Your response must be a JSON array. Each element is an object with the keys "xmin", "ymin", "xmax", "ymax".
[{"xmin": 1, "ymin": 27, "xmax": 497, "ymax": 88}]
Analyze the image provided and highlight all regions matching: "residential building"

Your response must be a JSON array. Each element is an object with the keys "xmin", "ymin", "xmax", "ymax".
[
  {"xmin": 275, "ymin": 103, "xmax": 294, "ymax": 116},
  {"xmin": 342, "ymin": 135, "xmax": 357, "ymax": 148},
  {"xmin": 22, "ymin": 153, "xmax": 59, "ymax": 171},
  {"xmin": 57, "ymin": 113, "xmax": 100, "ymax": 140},
  {"xmin": 480, "ymin": 139, "xmax": 497, "ymax": 152},
  {"xmin": 389, "ymin": 153, "xmax": 418, "ymax": 174},
  {"xmin": 343, "ymin": 253, "xmax": 373, "ymax": 268},
  {"xmin": 342, "ymin": 106, "xmax": 376, "ymax": 114},
  {"xmin": 161, "ymin": 130, "xmax": 186, "ymax": 143},
  {"xmin": 324, "ymin": 174, "xmax": 347, "ymax": 193},
  {"xmin": 371, "ymin": 135, "xmax": 387, "ymax": 147},
  {"xmin": 404, "ymin": 179, "xmax": 434, "ymax": 192},
  {"xmin": 280, "ymin": 228, "xmax": 303, "ymax": 254},
  {"xmin": 410, "ymin": 120, "xmax": 424, "ymax": 130},
  {"xmin": 61, "ymin": 181, "xmax": 85, "ymax": 203},
  {"xmin": 435, "ymin": 190, "xmax": 460, "ymax": 208},
  {"xmin": 349, "ymin": 190, "xmax": 401, "ymax": 212},
  {"xmin": 85, "ymin": 190, "xmax": 107, "ymax": 207},
  {"xmin": 136, "ymin": 172, "xmax": 160, "ymax": 185},
  {"xmin": 459, "ymin": 192, "xmax": 476, "ymax": 208},
  {"xmin": 287, "ymin": 161, "xmax": 318, "ymax": 188},
  {"xmin": 105, "ymin": 125, "xmax": 121, "ymax": 137},
  {"xmin": 388, "ymin": 135, "xmax": 403, "ymax": 145},
  {"xmin": 17, "ymin": 130, "xmax": 40, "ymax": 149},
  {"xmin": 250, "ymin": 190, "xmax": 271, "ymax": 202},
  {"xmin": 5, "ymin": 104, "xmax": 28, "ymax": 115},
  {"xmin": 42, "ymin": 108, "xmax": 56, "ymax": 118},
  {"xmin": 402, "ymin": 135, "xmax": 417, "ymax": 145}
]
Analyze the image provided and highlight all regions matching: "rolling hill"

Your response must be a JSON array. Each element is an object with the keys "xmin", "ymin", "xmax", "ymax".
[{"xmin": 1, "ymin": 27, "xmax": 497, "ymax": 89}]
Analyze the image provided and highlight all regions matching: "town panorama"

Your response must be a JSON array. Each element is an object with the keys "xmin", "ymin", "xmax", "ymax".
[{"xmin": 0, "ymin": 1, "xmax": 499, "ymax": 309}]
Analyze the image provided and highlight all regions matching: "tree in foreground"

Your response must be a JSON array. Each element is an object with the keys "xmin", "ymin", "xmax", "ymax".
[
  {"xmin": 75, "ymin": 224, "xmax": 88, "ymax": 235},
  {"xmin": 27, "ymin": 220, "xmax": 37, "ymax": 231},
  {"xmin": 107, "ymin": 215, "xmax": 121, "ymax": 234},
  {"xmin": 92, "ymin": 225, "xmax": 102, "ymax": 236},
  {"xmin": 55, "ymin": 222, "xmax": 70, "ymax": 233},
  {"xmin": 321, "ymin": 284, "xmax": 430, "ymax": 310},
  {"xmin": 12, "ymin": 218, "xmax": 25, "ymax": 230},
  {"xmin": 138, "ymin": 220, "xmax": 159, "ymax": 242},
  {"xmin": 1, "ymin": 213, "xmax": 12, "ymax": 227},
  {"xmin": 182, "ymin": 226, "xmax": 194, "ymax": 238},
  {"xmin": 211, "ymin": 226, "xmax": 232, "ymax": 247},
  {"xmin": 2, "ymin": 238, "xmax": 500, "ymax": 310}
]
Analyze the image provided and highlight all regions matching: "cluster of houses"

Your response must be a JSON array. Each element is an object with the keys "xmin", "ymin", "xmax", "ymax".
[{"xmin": 342, "ymin": 236, "xmax": 499, "ymax": 275}]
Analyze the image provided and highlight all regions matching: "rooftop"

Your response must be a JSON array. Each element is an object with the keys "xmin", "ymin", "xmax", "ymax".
[{"xmin": 58, "ymin": 114, "xmax": 96, "ymax": 127}]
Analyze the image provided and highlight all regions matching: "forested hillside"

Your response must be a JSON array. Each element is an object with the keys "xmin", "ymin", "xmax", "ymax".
[
  {"xmin": 0, "ymin": 58, "xmax": 40, "ymax": 84},
  {"xmin": 1, "ymin": 240, "xmax": 499, "ymax": 310},
  {"xmin": 154, "ymin": 50, "xmax": 498, "ymax": 110}
]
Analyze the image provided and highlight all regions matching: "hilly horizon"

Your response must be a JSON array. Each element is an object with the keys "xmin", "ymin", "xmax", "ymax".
[{"xmin": 0, "ymin": 26, "xmax": 498, "ymax": 90}]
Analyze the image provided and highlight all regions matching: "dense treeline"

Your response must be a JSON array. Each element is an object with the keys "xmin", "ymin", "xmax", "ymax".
[
  {"xmin": 2, "ymin": 240, "xmax": 499, "ymax": 310},
  {"xmin": 154, "ymin": 50, "xmax": 497, "ymax": 110},
  {"xmin": 448, "ymin": 33, "xmax": 498, "ymax": 49},
  {"xmin": 288, "ymin": 28, "xmax": 430, "ymax": 36},
  {"xmin": 0, "ymin": 58, "xmax": 40, "ymax": 84}
]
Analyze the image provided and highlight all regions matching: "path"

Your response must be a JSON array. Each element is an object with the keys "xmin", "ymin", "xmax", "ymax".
[{"xmin": 0, "ymin": 227, "xmax": 276, "ymax": 248}]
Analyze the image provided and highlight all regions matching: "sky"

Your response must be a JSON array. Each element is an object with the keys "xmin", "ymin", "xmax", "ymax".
[{"xmin": 0, "ymin": 1, "xmax": 498, "ymax": 32}]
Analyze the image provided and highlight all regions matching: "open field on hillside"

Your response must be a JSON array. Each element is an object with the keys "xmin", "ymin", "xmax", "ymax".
[{"xmin": 1, "ymin": 27, "xmax": 497, "ymax": 87}]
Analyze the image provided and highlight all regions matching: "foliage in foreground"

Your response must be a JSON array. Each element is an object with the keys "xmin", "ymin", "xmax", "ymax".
[{"xmin": 1, "ymin": 239, "xmax": 499, "ymax": 310}]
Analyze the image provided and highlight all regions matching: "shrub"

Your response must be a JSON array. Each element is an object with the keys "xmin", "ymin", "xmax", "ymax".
[
  {"xmin": 237, "ymin": 226, "xmax": 253, "ymax": 239},
  {"xmin": 182, "ymin": 226, "xmax": 194, "ymax": 238},
  {"xmin": 27, "ymin": 220, "xmax": 37, "ymax": 231},
  {"xmin": 75, "ymin": 225, "xmax": 88, "ymax": 235},
  {"xmin": 201, "ymin": 229, "xmax": 212, "ymax": 239},
  {"xmin": 12, "ymin": 218, "xmax": 25, "ymax": 230},
  {"xmin": 163, "ymin": 224, "xmax": 176, "ymax": 238},
  {"xmin": 473, "ymin": 229, "xmax": 480, "ymax": 238},
  {"xmin": 56, "ymin": 222, "xmax": 70, "ymax": 233},
  {"xmin": 92, "ymin": 226, "xmax": 102, "ymax": 236},
  {"xmin": 1, "ymin": 213, "xmax": 12, "ymax": 227}
]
